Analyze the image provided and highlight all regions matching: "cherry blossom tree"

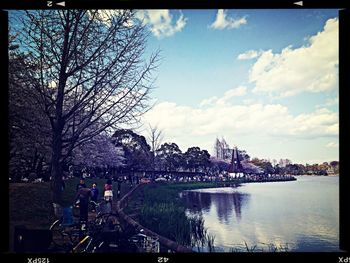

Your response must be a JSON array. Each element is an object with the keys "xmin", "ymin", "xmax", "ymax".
[{"xmin": 11, "ymin": 10, "xmax": 159, "ymax": 203}]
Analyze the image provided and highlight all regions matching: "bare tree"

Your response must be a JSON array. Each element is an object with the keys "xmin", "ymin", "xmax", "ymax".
[
  {"xmin": 221, "ymin": 138, "xmax": 229, "ymax": 160},
  {"xmin": 214, "ymin": 138, "xmax": 221, "ymax": 159},
  {"xmin": 11, "ymin": 10, "xmax": 159, "ymax": 203},
  {"xmin": 147, "ymin": 124, "xmax": 164, "ymax": 154},
  {"xmin": 146, "ymin": 124, "xmax": 163, "ymax": 174}
]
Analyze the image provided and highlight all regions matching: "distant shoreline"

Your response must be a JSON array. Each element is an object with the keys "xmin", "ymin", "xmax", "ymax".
[{"xmin": 295, "ymin": 174, "xmax": 339, "ymax": 177}]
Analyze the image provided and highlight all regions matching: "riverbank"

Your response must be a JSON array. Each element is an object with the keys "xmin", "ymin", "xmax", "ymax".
[{"xmin": 123, "ymin": 181, "xmax": 241, "ymax": 250}]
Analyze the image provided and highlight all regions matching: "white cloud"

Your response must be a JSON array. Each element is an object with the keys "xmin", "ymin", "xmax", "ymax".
[
  {"xmin": 316, "ymin": 96, "xmax": 339, "ymax": 109},
  {"xmin": 326, "ymin": 142, "xmax": 339, "ymax": 148},
  {"xmin": 248, "ymin": 18, "xmax": 338, "ymax": 98},
  {"xmin": 224, "ymin": 86, "xmax": 247, "ymax": 97},
  {"xmin": 237, "ymin": 50, "xmax": 261, "ymax": 60},
  {"xmin": 291, "ymin": 108, "xmax": 338, "ymax": 137},
  {"xmin": 325, "ymin": 96, "xmax": 339, "ymax": 107},
  {"xmin": 136, "ymin": 10, "xmax": 187, "ymax": 38},
  {"xmin": 88, "ymin": 10, "xmax": 133, "ymax": 27},
  {"xmin": 142, "ymin": 100, "xmax": 338, "ymax": 153},
  {"xmin": 199, "ymin": 96, "xmax": 219, "ymax": 107},
  {"xmin": 200, "ymin": 86, "xmax": 247, "ymax": 106},
  {"xmin": 210, "ymin": 9, "xmax": 247, "ymax": 30}
]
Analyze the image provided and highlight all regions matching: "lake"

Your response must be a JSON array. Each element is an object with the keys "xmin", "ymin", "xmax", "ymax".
[{"xmin": 181, "ymin": 176, "xmax": 339, "ymax": 252}]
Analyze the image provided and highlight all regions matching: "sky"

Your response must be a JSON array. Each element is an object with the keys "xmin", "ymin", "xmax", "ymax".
[
  {"xmin": 12, "ymin": 9, "xmax": 338, "ymax": 165},
  {"xmin": 135, "ymin": 9, "xmax": 339, "ymax": 165},
  {"xmin": 134, "ymin": 9, "xmax": 341, "ymax": 165}
]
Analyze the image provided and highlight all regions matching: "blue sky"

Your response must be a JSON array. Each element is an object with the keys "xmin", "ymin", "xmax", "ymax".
[
  {"xmin": 8, "ymin": 9, "xmax": 339, "ymax": 165},
  {"xmin": 137, "ymin": 9, "xmax": 339, "ymax": 164},
  {"xmin": 143, "ymin": 10, "xmax": 337, "ymax": 106}
]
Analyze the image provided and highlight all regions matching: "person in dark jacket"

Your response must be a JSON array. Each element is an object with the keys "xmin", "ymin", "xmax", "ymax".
[
  {"xmin": 90, "ymin": 183, "xmax": 99, "ymax": 212},
  {"xmin": 76, "ymin": 178, "xmax": 86, "ymax": 192},
  {"xmin": 75, "ymin": 187, "xmax": 93, "ymax": 223}
]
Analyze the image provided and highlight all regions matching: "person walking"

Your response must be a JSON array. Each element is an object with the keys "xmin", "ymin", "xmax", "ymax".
[
  {"xmin": 74, "ymin": 187, "xmax": 93, "ymax": 239},
  {"xmin": 90, "ymin": 182, "xmax": 99, "ymax": 212},
  {"xmin": 104, "ymin": 179, "xmax": 113, "ymax": 213},
  {"xmin": 75, "ymin": 187, "xmax": 93, "ymax": 222}
]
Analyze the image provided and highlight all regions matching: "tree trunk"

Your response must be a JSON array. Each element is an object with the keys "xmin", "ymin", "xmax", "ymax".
[
  {"xmin": 36, "ymin": 156, "xmax": 44, "ymax": 178},
  {"xmin": 31, "ymin": 148, "xmax": 38, "ymax": 173},
  {"xmin": 51, "ymin": 21, "xmax": 68, "ymax": 203},
  {"xmin": 51, "ymin": 127, "xmax": 63, "ymax": 204},
  {"xmin": 51, "ymin": 76, "xmax": 66, "ymax": 204}
]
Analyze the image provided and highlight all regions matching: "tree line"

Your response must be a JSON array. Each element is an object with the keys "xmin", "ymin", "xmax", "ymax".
[{"xmin": 212, "ymin": 138, "xmax": 339, "ymax": 176}]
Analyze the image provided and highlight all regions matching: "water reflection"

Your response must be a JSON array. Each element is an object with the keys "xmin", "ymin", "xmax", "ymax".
[
  {"xmin": 180, "ymin": 176, "xmax": 339, "ymax": 252},
  {"xmin": 182, "ymin": 189, "xmax": 250, "ymax": 223},
  {"xmin": 182, "ymin": 191, "xmax": 212, "ymax": 213}
]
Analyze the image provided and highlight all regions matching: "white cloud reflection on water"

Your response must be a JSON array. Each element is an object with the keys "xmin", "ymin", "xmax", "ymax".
[{"xmin": 184, "ymin": 176, "xmax": 339, "ymax": 252}]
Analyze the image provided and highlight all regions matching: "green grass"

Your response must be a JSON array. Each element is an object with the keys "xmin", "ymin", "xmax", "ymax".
[
  {"xmin": 9, "ymin": 177, "xmax": 132, "ymax": 251},
  {"xmin": 139, "ymin": 202, "xmax": 192, "ymax": 246},
  {"xmin": 10, "ymin": 182, "xmax": 53, "ymax": 228},
  {"xmin": 10, "ymin": 177, "xmax": 129, "ymax": 227},
  {"xmin": 125, "ymin": 182, "xmax": 225, "ymax": 247}
]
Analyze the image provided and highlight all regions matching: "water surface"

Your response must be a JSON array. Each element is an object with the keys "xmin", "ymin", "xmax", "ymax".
[{"xmin": 181, "ymin": 176, "xmax": 339, "ymax": 252}]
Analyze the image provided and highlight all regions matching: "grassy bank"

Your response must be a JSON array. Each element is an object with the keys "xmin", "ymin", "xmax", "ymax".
[{"xmin": 124, "ymin": 181, "xmax": 232, "ymax": 248}]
